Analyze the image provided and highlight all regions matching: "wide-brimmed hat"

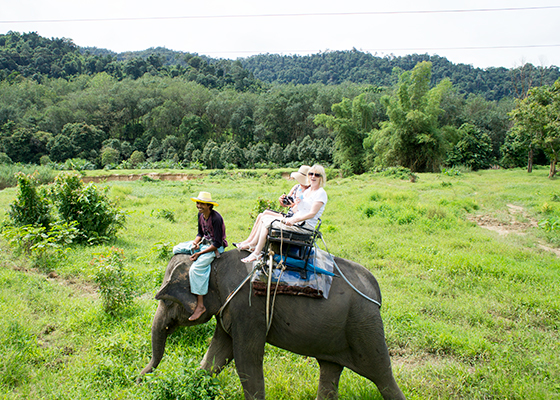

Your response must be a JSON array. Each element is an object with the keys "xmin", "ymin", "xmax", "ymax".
[
  {"xmin": 190, "ymin": 191, "xmax": 218, "ymax": 206},
  {"xmin": 290, "ymin": 165, "xmax": 310, "ymax": 186}
]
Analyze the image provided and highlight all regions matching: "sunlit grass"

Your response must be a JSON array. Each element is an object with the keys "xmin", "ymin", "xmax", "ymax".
[{"xmin": 0, "ymin": 167, "xmax": 559, "ymax": 399}]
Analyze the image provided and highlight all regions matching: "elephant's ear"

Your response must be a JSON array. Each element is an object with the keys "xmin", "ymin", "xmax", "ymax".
[
  {"xmin": 155, "ymin": 262, "xmax": 197, "ymax": 313},
  {"xmin": 156, "ymin": 280, "xmax": 197, "ymax": 314}
]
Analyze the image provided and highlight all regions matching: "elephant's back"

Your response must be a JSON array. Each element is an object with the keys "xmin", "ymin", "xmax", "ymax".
[{"xmin": 329, "ymin": 256, "xmax": 382, "ymax": 306}]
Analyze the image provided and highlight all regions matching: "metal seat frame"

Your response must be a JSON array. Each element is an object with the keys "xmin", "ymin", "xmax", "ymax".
[{"xmin": 264, "ymin": 219, "xmax": 322, "ymax": 279}]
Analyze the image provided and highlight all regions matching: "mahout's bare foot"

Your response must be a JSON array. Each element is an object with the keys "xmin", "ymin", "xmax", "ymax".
[{"xmin": 189, "ymin": 305, "xmax": 206, "ymax": 321}]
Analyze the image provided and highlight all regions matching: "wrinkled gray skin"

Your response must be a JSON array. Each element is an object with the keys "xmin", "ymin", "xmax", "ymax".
[{"xmin": 139, "ymin": 251, "xmax": 405, "ymax": 400}]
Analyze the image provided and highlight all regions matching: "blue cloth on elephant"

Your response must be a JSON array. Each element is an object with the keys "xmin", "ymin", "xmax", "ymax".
[{"xmin": 172, "ymin": 240, "xmax": 224, "ymax": 296}]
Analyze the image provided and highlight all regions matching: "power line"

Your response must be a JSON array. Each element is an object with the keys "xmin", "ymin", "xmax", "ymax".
[{"xmin": 2, "ymin": 6, "xmax": 560, "ymax": 24}]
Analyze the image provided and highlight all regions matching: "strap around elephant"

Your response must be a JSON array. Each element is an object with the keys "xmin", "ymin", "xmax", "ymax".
[{"xmin": 216, "ymin": 264, "xmax": 259, "ymax": 334}]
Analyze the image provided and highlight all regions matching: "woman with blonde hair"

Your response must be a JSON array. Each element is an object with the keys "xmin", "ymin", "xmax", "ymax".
[
  {"xmin": 239, "ymin": 164, "xmax": 327, "ymax": 263},
  {"xmin": 234, "ymin": 165, "xmax": 310, "ymax": 251}
]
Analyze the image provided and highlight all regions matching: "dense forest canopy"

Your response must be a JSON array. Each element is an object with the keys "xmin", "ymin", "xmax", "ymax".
[{"xmin": 0, "ymin": 31, "xmax": 557, "ymax": 175}]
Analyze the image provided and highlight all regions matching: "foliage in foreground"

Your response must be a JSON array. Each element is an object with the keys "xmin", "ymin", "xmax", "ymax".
[
  {"xmin": 91, "ymin": 247, "xmax": 136, "ymax": 316},
  {"xmin": 3, "ymin": 172, "xmax": 126, "ymax": 248}
]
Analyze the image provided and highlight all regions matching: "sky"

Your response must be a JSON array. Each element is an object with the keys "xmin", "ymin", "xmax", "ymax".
[{"xmin": 1, "ymin": 0, "xmax": 560, "ymax": 69}]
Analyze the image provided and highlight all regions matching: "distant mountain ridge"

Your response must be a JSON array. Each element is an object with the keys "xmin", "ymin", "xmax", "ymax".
[
  {"xmin": 2, "ymin": 32, "xmax": 559, "ymax": 101},
  {"xmin": 85, "ymin": 46, "xmax": 560, "ymax": 101}
]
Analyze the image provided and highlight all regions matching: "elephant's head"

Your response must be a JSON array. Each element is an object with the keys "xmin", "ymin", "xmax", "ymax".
[
  {"xmin": 155, "ymin": 257, "xmax": 198, "ymax": 314},
  {"xmin": 154, "ymin": 255, "xmax": 219, "ymax": 324}
]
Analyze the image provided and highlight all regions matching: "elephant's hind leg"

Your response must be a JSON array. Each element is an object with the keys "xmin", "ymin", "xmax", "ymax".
[
  {"xmin": 349, "ymin": 343, "xmax": 406, "ymax": 400},
  {"xmin": 316, "ymin": 359, "xmax": 344, "ymax": 400}
]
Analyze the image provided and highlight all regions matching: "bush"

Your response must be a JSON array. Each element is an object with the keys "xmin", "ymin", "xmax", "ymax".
[
  {"xmin": 152, "ymin": 209, "xmax": 176, "ymax": 223},
  {"xmin": 1, "ymin": 221, "xmax": 79, "ymax": 269},
  {"xmin": 92, "ymin": 247, "xmax": 135, "ymax": 316},
  {"xmin": 249, "ymin": 196, "xmax": 285, "ymax": 219},
  {"xmin": 0, "ymin": 164, "xmax": 56, "ymax": 190},
  {"xmin": 8, "ymin": 172, "xmax": 52, "ymax": 229},
  {"xmin": 146, "ymin": 360, "xmax": 225, "ymax": 400},
  {"xmin": 51, "ymin": 173, "xmax": 126, "ymax": 244}
]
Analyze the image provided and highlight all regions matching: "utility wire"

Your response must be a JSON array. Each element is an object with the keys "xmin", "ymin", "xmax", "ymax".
[
  {"xmin": 190, "ymin": 44, "xmax": 560, "ymax": 56},
  {"xmin": 2, "ymin": 6, "xmax": 560, "ymax": 24}
]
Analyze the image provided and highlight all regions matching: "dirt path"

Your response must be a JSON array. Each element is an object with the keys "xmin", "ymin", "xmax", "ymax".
[
  {"xmin": 468, "ymin": 204, "xmax": 560, "ymax": 257},
  {"xmin": 81, "ymin": 172, "xmax": 202, "ymax": 183},
  {"xmin": 81, "ymin": 172, "xmax": 292, "ymax": 183}
]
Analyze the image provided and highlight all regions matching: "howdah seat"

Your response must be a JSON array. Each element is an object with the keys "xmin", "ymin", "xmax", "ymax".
[{"xmin": 263, "ymin": 219, "xmax": 322, "ymax": 279}]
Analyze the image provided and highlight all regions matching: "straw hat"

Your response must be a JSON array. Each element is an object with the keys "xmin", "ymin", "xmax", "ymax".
[
  {"xmin": 190, "ymin": 191, "xmax": 219, "ymax": 206},
  {"xmin": 290, "ymin": 165, "xmax": 310, "ymax": 186}
]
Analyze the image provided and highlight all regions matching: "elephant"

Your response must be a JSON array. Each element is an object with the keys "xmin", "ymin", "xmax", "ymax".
[{"xmin": 139, "ymin": 250, "xmax": 405, "ymax": 400}]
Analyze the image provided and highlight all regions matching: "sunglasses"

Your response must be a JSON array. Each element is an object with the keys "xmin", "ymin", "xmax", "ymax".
[{"xmin": 308, "ymin": 172, "xmax": 322, "ymax": 178}]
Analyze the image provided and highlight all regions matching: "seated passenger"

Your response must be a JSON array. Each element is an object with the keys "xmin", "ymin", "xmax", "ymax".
[
  {"xmin": 234, "ymin": 165, "xmax": 310, "ymax": 251},
  {"xmin": 239, "ymin": 164, "xmax": 327, "ymax": 264}
]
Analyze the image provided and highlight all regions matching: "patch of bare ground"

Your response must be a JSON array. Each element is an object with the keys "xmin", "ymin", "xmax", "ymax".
[
  {"xmin": 390, "ymin": 350, "xmax": 465, "ymax": 373},
  {"xmin": 4, "ymin": 258, "xmax": 97, "ymax": 298},
  {"xmin": 81, "ymin": 172, "xmax": 201, "ymax": 183},
  {"xmin": 468, "ymin": 204, "xmax": 538, "ymax": 235},
  {"xmin": 468, "ymin": 204, "xmax": 560, "ymax": 257}
]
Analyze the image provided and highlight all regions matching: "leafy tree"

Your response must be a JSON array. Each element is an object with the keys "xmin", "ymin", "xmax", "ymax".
[
  {"xmin": 314, "ymin": 92, "xmax": 376, "ymax": 174},
  {"xmin": 297, "ymin": 135, "xmax": 316, "ymax": 165},
  {"xmin": 129, "ymin": 150, "xmax": 145, "ymax": 167},
  {"xmin": 446, "ymin": 124, "xmax": 494, "ymax": 170},
  {"xmin": 161, "ymin": 135, "xmax": 181, "ymax": 161},
  {"xmin": 247, "ymin": 142, "xmax": 268, "ymax": 167},
  {"xmin": 178, "ymin": 115, "xmax": 213, "ymax": 150},
  {"xmin": 220, "ymin": 140, "xmax": 245, "ymax": 168},
  {"xmin": 509, "ymin": 80, "xmax": 560, "ymax": 178},
  {"xmin": 146, "ymin": 137, "xmax": 163, "ymax": 161},
  {"xmin": 268, "ymin": 143, "xmax": 284, "ymax": 165},
  {"xmin": 283, "ymin": 141, "xmax": 299, "ymax": 165},
  {"xmin": 364, "ymin": 61, "xmax": 451, "ymax": 172},
  {"xmin": 202, "ymin": 140, "xmax": 221, "ymax": 169},
  {"xmin": 101, "ymin": 147, "xmax": 120, "ymax": 167},
  {"xmin": 48, "ymin": 134, "xmax": 76, "ymax": 162},
  {"xmin": 0, "ymin": 127, "xmax": 49, "ymax": 164}
]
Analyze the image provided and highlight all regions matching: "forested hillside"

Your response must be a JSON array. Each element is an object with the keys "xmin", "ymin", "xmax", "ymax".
[
  {"xmin": 241, "ymin": 50, "xmax": 560, "ymax": 102},
  {"xmin": 0, "ymin": 31, "xmax": 558, "ymax": 176}
]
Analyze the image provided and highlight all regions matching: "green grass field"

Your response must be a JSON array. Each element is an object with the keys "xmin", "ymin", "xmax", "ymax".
[{"xmin": 0, "ymin": 167, "xmax": 559, "ymax": 399}]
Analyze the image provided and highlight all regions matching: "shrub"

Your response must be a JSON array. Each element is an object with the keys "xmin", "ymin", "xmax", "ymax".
[
  {"xmin": 150, "ymin": 241, "xmax": 173, "ymax": 260},
  {"xmin": 250, "ymin": 196, "xmax": 285, "ymax": 219},
  {"xmin": 146, "ymin": 360, "xmax": 225, "ymax": 400},
  {"xmin": 51, "ymin": 173, "xmax": 126, "ymax": 244},
  {"xmin": 152, "ymin": 209, "xmax": 176, "ymax": 223},
  {"xmin": 8, "ymin": 172, "xmax": 52, "ymax": 229},
  {"xmin": 1, "ymin": 221, "xmax": 79, "ymax": 269},
  {"xmin": 92, "ymin": 247, "xmax": 135, "ymax": 316},
  {"xmin": 0, "ymin": 152, "xmax": 13, "ymax": 164}
]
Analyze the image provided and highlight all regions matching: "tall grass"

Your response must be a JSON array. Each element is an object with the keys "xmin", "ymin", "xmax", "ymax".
[
  {"xmin": 0, "ymin": 164, "xmax": 56, "ymax": 190},
  {"xmin": 0, "ymin": 167, "xmax": 558, "ymax": 399}
]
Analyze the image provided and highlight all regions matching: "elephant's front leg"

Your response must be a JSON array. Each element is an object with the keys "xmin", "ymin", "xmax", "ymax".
[
  {"xmin": 231, "ymin": 323, "xmax": 267, "ymax": 400},
  {"xmin": 201, "ymin": 321, "xmax": 234, "ymax": 374},
  {"xmin": 138, "ymin": 301, "xmax": 177, "ymax": 380}
]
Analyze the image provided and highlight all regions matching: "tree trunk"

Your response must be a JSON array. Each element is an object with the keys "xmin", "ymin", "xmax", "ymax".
[
  {"xmin": 527, "ymin": 146, "xmax": 533, "ymax": 173},
  {"xmin": 548, "ymin": 152, "xmax": 557, "ymax": 179}
]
